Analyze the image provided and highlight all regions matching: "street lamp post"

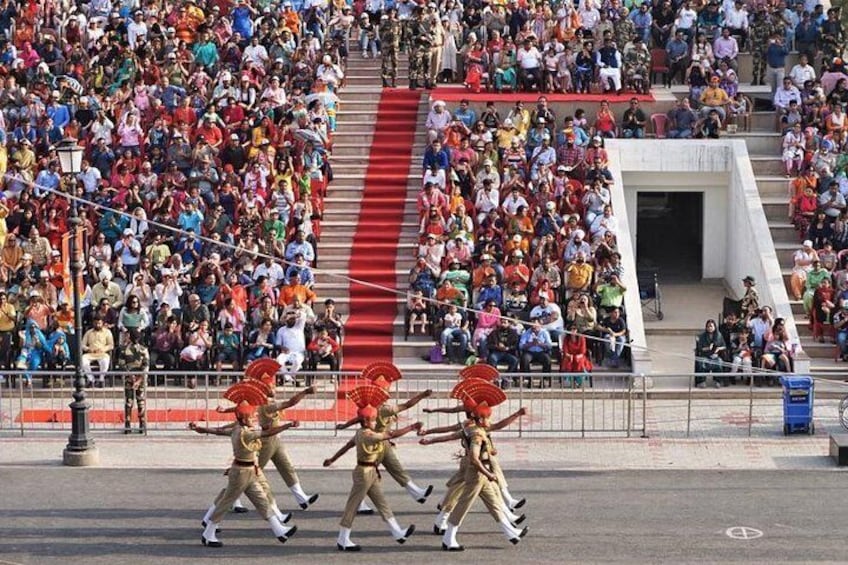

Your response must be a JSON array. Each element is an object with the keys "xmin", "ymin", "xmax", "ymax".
[{"xmin": 57, "ymin": 139, "xmax": 99, "ymax": 467}]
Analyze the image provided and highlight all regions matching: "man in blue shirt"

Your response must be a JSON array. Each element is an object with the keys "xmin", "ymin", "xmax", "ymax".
[
  {"xmin": 453, "ymin": 99, "xmax": 477, "ymax": 128},
  {"xmin": 285, "ymin": 230, "xmax": 316, "ymax": 264},
  {"xmin": 33, "ymin": 161, "xmax": 61, "ymax": 197},
  {"xmin": 422, "ymin": 139, "xmax": 450, "ymax": 171},
  {"xmin": 178, "ymin": 202, "xmax": 204, "ymax": 234},
  {"xmin": 519, "ymin": 321, "xmax": 552, "ymax": 374},
  {"xmin": 765, "ymin": 34, "xmax": 789, "ymax": 96},
  {"xmin": 45, "ymin": 91, "xmax": 70, "ymax": 130}
]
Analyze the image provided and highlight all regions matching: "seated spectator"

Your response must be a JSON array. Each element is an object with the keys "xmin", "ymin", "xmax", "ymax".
[
  {"xmin": 486, "ymin": 317, "xmax": 520, "ymax": 378},
  {"xmin": 598, "ymin": 306, "xmax": 627, "ymax": 368},
  {"xmin": 560, "ymin": 324, "xmax": 592, "ymax": 382},
  {"xmin": 621, "ymin": 98, "xmax": 647, "ymax": 139},
  {"xmin": 699, "ymin": 76, "xmax": 730, "ymax": 121},
  {"xmin": 215, "ymin": 323, "xmax": 242, "ymax": 371},
  {"xmin": 308, "ymin": 328, "xmax": 340, "ymax": 373},
  {"xmin": 519, "ymin": 320, "xmax": 552, "ymax": 375},
  {"xmin": 695, "ymin": 109, "xmax": 723, "ymax": 139},
  {"xmin": 694, "ymin": 318, "xmax": 727, "ymax": 388},
  {"xmin": 81, "ymin": 316, "xmax": 115, "ymax": 387},
  {"xmin": 439, "ymin": 304, "xmax": 471, "ymax": 360},
  {"xmin": 275, "ymin": 310, "xmax": 307, "ymax": 384}
]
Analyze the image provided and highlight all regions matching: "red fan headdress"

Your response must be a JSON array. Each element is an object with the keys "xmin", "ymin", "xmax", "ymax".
[
  {"xmin": 347, "ymin": 384, "xmax": 391, "ymax": 420},
  {"xmin": 244, "ymin": 358, "xmax": 281, "ymax": 387},
  {"xmin": 458, "ymin": 364, "xmax": 500, "ymax": 383},
  {"xmin": 451, "ymin": 379, "xmax": 506, "ymax": 418},
  {"xmin": 360, "ymin": 361, "xmax": 402, "ymax": 384},
  {"xmin": 224, "ymin": 380, "xmax": 272, "ymax": 413},
  {"xmin": 235, "ymin": 401, "xmax": 256, "ymax": 419}
]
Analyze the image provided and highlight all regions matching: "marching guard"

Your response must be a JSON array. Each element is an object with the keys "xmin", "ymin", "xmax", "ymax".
[
  {"xmin": 190, "ymin": 379, "xmax": 299, "ymax": 547},
  {"xmin": 336, "ymin": 362, "xmax": 434, "ymax": 511},
  {"xmin": 324, "ymin": 384, "xmax": 422, "ymax": 551},
  {"xmin": 427, "ymin": 378, "xmax": 529, "ymax": 551}
]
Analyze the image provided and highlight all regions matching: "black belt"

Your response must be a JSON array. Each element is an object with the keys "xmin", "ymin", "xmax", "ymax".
[
  {"xmin": 234, "ymin": 459, "xmax": 257, "ymax": 468},
  {"xmin": 358, "ymin": 460, "xmax": 382, "ymax": 479}
]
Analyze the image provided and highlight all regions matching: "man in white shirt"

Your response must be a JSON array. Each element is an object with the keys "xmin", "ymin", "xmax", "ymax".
[
  {"xmin": 789, "ymin": 53, "xmax": 816, "ymax": 87},
  {"xmin": 502, "ymin": 186, "xmax": 530, "ymax": 217},
  {"xmin": 77, "ymin": 160, "xmax": 102, "ymax": 195},
  {"xmin": 425, "ymin": 100, "xmax": 451, "ymax": 141},
  {"xmin": 475, "ymin": 180, "xmax": 500, "ymax": 224},
  {"xmin": 774, "ymin": 76, "xmax": 801, "ymax": 113},
  {"xmin": 675, "ymin": 0, "xmax": 697, "ymax": 42},
  {"xmin": 253, "ymin": 257, "xmax": 287, "ymax": 288},
  {"xmin": 127, "ymin": 11, "xmax": 148, "ymax": 49},
  {"xmin": 723, "ymin": 0, "xmax": 749, "ymax": 46},
  {"xmin": 517, "ymin": 39, "xmax": 543, "ymax": 91},
  {"xmin": 275, "ymin": 311, "xmax": 307, "ymax": 383}
]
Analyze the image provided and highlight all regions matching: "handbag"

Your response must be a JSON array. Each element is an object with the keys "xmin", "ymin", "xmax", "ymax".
[{"xmin": 428, "ymin": 345, "xmax": 444, "ymax": 364}]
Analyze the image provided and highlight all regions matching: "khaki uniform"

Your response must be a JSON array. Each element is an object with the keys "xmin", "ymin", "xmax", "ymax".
[
  {"xmin": 257, "ymin": 400, "xmax": 300, "ymax": 488},
  {"xmin": 374, "ymin": 404, "xmax": 411, "ymax": 486},
  {"xmin": 440, "ymin": 422, "xmax": 508, "ymax": 514},
  {"xmin": 210, "ymin": 424, "xmax": 274, "ymax": 523},
  {"xmin": 339, "ymin": 428, "xmax": 394, "ymax": 528},
  {"xmin": 447, "ymin": 424, "xmax": 504, "ymax": 527}
]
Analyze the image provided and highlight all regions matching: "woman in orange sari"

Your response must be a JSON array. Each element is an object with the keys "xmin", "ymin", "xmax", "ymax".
[{"xmin": 561, "ymin": 324, "xmax": 592, "ymax": 384}]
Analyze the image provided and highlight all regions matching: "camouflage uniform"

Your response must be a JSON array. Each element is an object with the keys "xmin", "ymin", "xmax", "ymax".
[
  {"xmin": 117, "ymin": 340, "xmax": 150, "ymax": 432},
  {"xmin": 614, "ymin": 18, "xmax": 636, "ymax": 52},
  {"xmin": 380, "ymin": 18, "xmax": 402, "ymax": 87},
  {"xmin": 408, "ymin": 13, "xmax": 433, "ymax": 88},
  {"xmin": 749, "ymin": 15, "xmax": 773, "ymax": 85},
  {"xmin": 624, "ymin": 43, "xmax": 651, "ymax": 93}
]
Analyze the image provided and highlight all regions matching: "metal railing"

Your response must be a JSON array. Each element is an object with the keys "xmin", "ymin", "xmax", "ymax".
[{"xmin": 1, "ymin": 370, "xmax": 846, "ymax": 439}]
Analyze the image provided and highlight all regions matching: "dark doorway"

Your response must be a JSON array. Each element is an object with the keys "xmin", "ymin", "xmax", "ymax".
[{"xmin": 636, "ymin": 192, "xmax": 703, "ymax": 282}]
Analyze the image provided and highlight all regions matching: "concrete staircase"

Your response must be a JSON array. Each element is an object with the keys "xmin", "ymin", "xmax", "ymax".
[
  {"xmin": 317, "ymin": 48, "xmax": 435, "ymax": 369},
  {"xmin": 749, "ymin": 112, "xmax": 841, "ymax": 375}
]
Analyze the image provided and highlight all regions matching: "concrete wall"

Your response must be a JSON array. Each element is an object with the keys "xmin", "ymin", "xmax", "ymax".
[{"xmin": 606, "ymin": 140, "xmax": 809, "ymax": 373}]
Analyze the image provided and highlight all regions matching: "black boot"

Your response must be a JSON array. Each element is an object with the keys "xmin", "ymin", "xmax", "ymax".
[
  {"xmin": 382, "ymin": 78, "xmax": 389, "ymax": 87},
  {"xmin": 409, "ymin": 79, "xmax": 418, "ymax": 89},
  {"xmin": 392, "ymin": 78, "xmax": 397, "ymax": 88}
]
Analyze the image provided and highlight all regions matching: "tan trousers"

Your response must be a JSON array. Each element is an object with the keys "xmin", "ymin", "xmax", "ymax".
[
  {"xmin": 441, "ymin": 457, "xmax": 508, "ymax": 514},
  {"xmin": 378, "ymin": 443, "xmax": 410, "ymax": 487},
  {"xmin": 429, "ymin": 46, "xmax": 442, "ymax": 82},
  {"xmin": 210, "ymin": 465, "xmax": 273, "ymax": 523},
  {"xmin": 258, "ymin": 436, "xmax": 299, "ymax": 488},
  {"xmin": 447, "ymin": 469, "xmax": 504, "ymax": 527},
  {"xmin": 340, "ymin": 466, "xmax": 394, "ymax": 528}
]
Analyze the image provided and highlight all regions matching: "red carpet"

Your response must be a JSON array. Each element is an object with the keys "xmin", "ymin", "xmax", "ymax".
[
  {"xmin": 343, "ymin": 90, "xmax": 422, "ymax": 370},
  {"xmin": 430, "ymin": 86, "xmax": 655, "ymax": 103},
  {"xmin": 16, "ymin": 401, "xmax": 358, "ymax": 424}
]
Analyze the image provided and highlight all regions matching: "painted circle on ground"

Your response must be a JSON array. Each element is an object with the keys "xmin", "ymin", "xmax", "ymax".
[{"xmin": 725, "ymin": 526, "xmax": 763, "ymax": 540}]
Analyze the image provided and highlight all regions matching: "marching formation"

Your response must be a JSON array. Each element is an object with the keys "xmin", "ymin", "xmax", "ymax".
[{"xmin": 189, "ymin": 359, "xmax": 528, "ymax": 551}]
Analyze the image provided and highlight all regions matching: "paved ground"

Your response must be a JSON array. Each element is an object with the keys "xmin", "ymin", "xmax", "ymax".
[{"xmin": 1, "ymin": 468, "xmax": 846, "ymax": 565}]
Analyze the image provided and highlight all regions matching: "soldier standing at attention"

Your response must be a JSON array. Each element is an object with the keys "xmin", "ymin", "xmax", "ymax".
[
  {"xmin": 380, "ymin": 10, "xmax": 401, "ymax": 88},
  {"xmin": 116, "ymin": 328, "xmax": 149, "ymax": 434},
  {"xmin": 408, "ymin": 6, "xmax": 434, "ymax": 89},
  {"xmin": 335, "ymin": 362, "xmax": 434, "ymax": 508},
  {"xmin": 324, "ymin": 384, "xmax": 422, "ymax": 551},
  {"xmin": 191, "ymin": 381, "xmax": 299, "ymax": 548},
  {"xmin": 218, "ymin": 359, "xmax": 320, "ymax": 511},
  {"xmin": 438, "ymin": 380, "xmax": 529, "ymax": 551},
  {"xmin": 749, "ymin": 7, "xmax": 774, "ymax": 86}
]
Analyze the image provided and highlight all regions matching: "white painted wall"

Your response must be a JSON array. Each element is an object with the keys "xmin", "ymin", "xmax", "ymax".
[{"xmin": 606, "ymin": 140, "xmax": 808, "ymax": 373}]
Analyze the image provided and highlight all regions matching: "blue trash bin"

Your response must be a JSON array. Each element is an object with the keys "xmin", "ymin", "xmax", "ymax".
[{"xmin": 780, "ymin": 376, "xmax": 815, "ymax": 435}]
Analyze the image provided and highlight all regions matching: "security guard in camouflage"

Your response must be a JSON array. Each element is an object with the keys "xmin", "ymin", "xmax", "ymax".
[
  {"xmin": 117, "ymin": 329, "xmax": 149, "ymax": 434},
  {"xmin": 380, "ymin": 11, "xmax": 402, "ymax": 87},
  {"xmin": 408, "ymin": 7, "xmax": 434, "ymax": 89},
  {"xmin": 749, "ymin": 9, "xmax": 774, "ymax": 85}
]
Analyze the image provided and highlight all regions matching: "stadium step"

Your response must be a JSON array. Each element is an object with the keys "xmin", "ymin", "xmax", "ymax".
[{"xmin": 749, "ymin": 154, "xmax": 784, "ymax": 177}]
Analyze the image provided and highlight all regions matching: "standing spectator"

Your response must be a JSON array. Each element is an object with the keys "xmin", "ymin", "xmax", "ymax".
[{"xmin": 765, "ymin": 34, "xmax": 789, "ymax": 96}]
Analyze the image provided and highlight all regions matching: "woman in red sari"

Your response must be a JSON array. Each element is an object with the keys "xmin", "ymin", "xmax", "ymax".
[
  {"xmin": 561, "ymin": 324, "xmax": 592, "ymax": 385},
  {"xmin": 464, "ymin": 41, "xmax": 488, "ymax": 93},
  {"xmin": 811, "ymin": 278, "xmax": 836, "ymax": 342},
  {"xmin": 592, "ymin": 100, "xmax": 617, "ymax": 138}
]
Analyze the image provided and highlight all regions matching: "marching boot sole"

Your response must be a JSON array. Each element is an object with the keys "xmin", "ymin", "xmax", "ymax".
[
  {"xmin": 511, "ymin": 498, "xmax": 526, "ymax": 510},
  {"xmin": 299, "ymin": 493, "xmax": 320, "ymax": 509},
  {"xmin": 510, "ymin": 526, "xmax": 530, "ymax": 545},
  {"xmin": 201, "ymin": 535, "xmax": 222, "ymax": 548},
  {"xmin": 200, "ymin": 521, "xmax": 221, "ymax": 533},
  {"xmin": 432, "ymin": 525, "xmax": 446, "ymax": 535},
  {"xmin": 513, "ymin": 514, "xmax": 527, "ymax": 526},
  {"xmin": 442, "ymin": 543, "xmax": 465, "ymax": 551},
  {"xmin": 280, "ymin": 513, "xmax": 293, "ymax": 524},
  {"xmin": 396, "ymin": 524, "xmax": 415, "ymax": 544},
  {"xmin": 232, "ymin": 507, "xmax": 249, "ymax": 514},
  {"xmin": 416, "ymin": 485, "xmax": 434, "ymax": 504},
  {"xmin": 277, "ymin": 525, "xmax": 298, "ymax": 544},
  {"xmin": 337, "ymin": 543, "xmax": 362, "ymax": 552},
  {"xmin": 357, "ymin": 508, "xmax": 375, "ymax": 515}
]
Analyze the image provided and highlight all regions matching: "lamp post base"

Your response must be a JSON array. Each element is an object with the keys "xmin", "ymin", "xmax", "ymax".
[{"xmin": 63, "ymin": 447, "xmax": 100, "ymax": 467}]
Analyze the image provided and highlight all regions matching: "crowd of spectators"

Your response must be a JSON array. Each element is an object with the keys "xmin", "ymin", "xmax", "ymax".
[
  {"xmin": 408, "ymin": 95, "xmax": 633, "ymax": 386},
  {"xmin": 0, "ymin": 0, "xmax": 351, "ymax": 389}
]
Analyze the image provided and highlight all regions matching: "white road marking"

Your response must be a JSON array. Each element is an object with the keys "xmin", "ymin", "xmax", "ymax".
[{"xmin": 725, "ymin": 526, "xmax": 763, "ymax": 540}]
